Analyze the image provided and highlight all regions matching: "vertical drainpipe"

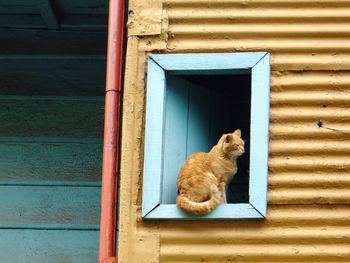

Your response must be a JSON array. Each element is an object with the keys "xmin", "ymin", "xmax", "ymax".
[{"xmin": 99, "ymin": 0, "xmax": 125, "ymax": 262}]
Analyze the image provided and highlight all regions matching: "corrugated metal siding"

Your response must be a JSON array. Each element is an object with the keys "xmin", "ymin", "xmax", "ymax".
[
  {"xmin": 119, "ymin": 0, "xmax": 350, "ymax": 262},
  {"xmin": 162, "ymin": 0, "xmax": 350, "ymax": 70},
  {"xmin": 159, "ymin": 0, "xmax": 350, "ymax": 261}
]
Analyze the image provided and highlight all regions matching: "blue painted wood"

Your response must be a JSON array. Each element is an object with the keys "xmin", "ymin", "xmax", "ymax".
[
  {"xmin": 145, "ymin": 204, "xmax": 263, "ymax": 220},
  {"xmin": 143, "ymin": 52, "xmax": 270, "ymax": 220},
  {"xmin": 0, "ymin": 185, "xmax": 100, "ymax": 228},
  {"xmin": 249, "ymin": 53, "xmax": 270, "ymax": 217},
  {"xmin": 150, "ymin": 52, "xmax": 266, "ymax": 71},
  {"xmin": 187, "ymin": 82, "xmax": 211, "ymax": 156},
  {"xmin": 0, "ymin": 27, "xmax": 106, "ymax": 48},
  {"xmin": 0, "ymin": 55, "xmax": 106, "ymax": 96},
  {"xmin": 0, "ymin": 96, "xmax": 104, "ymax": 138},
  {"xmin": 142, "ymin": 58, "xmax": 166, "ymax": 217},
  {"xmin": 0, "ymin": 137, "xmax": 100, "ymax": 143},
  {"xmin": 162, "ymin": 76, "xmax": 189, "ymax": 204},
  {"xmin": 0, "ymin": 95, "xmax": 103, "ymax": 101},
  {"xmin": 168, "ymin": 69, "xmax": 249, "ymax": 76},
  {"xmin": 0, "ymin": 137, "xmax": 102, "ymax": 184},
  {"xmin": 0, "ymin": 224, "xmax": 99, "ymax": 230},
  {"xmin": 0, "ymin": 229, "xmax": 99, "ymax": 263}
]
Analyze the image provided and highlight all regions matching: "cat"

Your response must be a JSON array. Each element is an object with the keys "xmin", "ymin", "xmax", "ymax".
[{"xmin": 176, "ymin": 129, "xmax": 245, "ymax": 215}]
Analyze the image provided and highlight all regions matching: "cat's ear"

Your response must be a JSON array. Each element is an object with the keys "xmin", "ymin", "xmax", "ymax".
[
  {"xmin": 233, "ymin": 129, "xmax": 241, "ymax": 137},
  {"xmin": 225, "ymin": 134, "xmax": 233, "ymax": 143}
]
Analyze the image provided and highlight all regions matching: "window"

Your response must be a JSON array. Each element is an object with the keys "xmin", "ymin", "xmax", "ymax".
[{"xmin": 142, "ymin": 52, "xmax": 270, "ymax": 220}]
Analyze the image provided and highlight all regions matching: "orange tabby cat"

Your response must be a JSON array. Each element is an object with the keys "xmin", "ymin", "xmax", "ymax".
[{"xmin": 176, "ymin": 129, "xmax": 244, "ymax": 215}]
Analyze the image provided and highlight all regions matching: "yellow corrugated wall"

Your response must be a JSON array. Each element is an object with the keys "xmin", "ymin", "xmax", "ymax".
[{"xmin": 119, "ymin": 0, "xmax": 350, "ymax": 262}]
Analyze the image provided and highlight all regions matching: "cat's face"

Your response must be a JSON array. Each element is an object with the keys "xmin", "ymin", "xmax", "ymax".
[{"xmin": 221, "ymin": 129, "xmax": 245, "ymax": 157}]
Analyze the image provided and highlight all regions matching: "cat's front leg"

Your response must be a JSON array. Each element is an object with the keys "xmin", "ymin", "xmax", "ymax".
[
  {"xmin": 219, "ymin": 182, "xmax": 227, "ymax": 203},
  {"xmin": 222, "ymin": 192, "xmax": 227, "ymax": 204}
]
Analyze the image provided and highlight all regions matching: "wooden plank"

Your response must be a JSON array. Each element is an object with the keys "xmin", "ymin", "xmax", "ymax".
[
  {"xmin": 0, "ymin": 185, "xmax": 100, "ymax": 228},
  {"xmin": 0, "ymin": 57, "xmax": 106, "ymax": 96},
  {"xmin": 143, "ymin": 53, "xmax": 269, "ymax": 220},
  {"xmin": 162, "ymin": 76, "xmax": 189, "ymax": 204},
  {"xmin": 0, "ymin": 2, "xmax": 37, "ymax": 14},
  {"xmin": 187, "ymin": 81, "xmax": 211, "ymax": 156},
  {"xmin": 36, "ymin": 0, "xmax": 60, "ymax": 29},
  {"xmin": 0, "ymin": 138, "xmax": 102, "ymax": 184},
  {"xmin": 56, "ymin": 0, "xmax": 108, "ymax": 14},
  {"xmin": 0, "ymin": 224, "xmax": 99, "ymax": 230},
  {"xmin": 250, "ymin": 53, "xmax": 270, "ymax": 217},
  {"xmin": 0, "ymin": 29, "xmax": 107, "ymax": 55},
  {"xmin": 168, "ymin": 69, "xmax": 249, "ymax": 75},
  {"xmin": 145, "ymin": 204, "xmax": 263, "ymax": 220},
  {"xmin": 61, "ymin": 14, "xmax": 107, "ymax": 30},
  {"xmin": 0, "ymin": 96, "xmax": 104, "ymax": 137},
  {"xmin": 0, "ymin": 14, "xmax": 107, "ymax": 30},
  {"xmin": 150, "ymin": 53, "xmax": 265, "ymax": 71},
  {"xmin": 0, "ymin": 229, "xmax": 98, "ymax": 263},
  {"xmin": 142, "ymin": 58, "xmax": 166, "ymax": 217},
  {"xmin": 0, "ymin": 14, "xmax": 45, "ymax": 28}
]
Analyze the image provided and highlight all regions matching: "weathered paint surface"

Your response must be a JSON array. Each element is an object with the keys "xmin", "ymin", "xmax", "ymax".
[
  {"xmin": 0, "ymin": 1, "xmax": 107, "ymax": 261},
  {"xmin": 0, "ymin": 230, "xmax": 99, "ymax": 263},
  {"xmin": 142, "ymin": 53, "xmax": 269, "ymax": 219},
  {"xmin": 0, "ymin": 96, "xmax": 103, "ymax": 262},
  {"xmin": 119, "ymin": 0, "xmax": 350, "ymax": 262}
]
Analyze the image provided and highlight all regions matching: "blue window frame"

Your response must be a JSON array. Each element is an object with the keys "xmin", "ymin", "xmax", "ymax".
[{"xmin": 142, "ymin": 52, "xmax": 270, "ymax": 220}]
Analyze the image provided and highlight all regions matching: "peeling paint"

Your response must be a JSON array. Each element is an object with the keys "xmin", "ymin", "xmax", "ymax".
[{"xmin": 127, "ymin": 0, "xmax": 163, "ymax": 36}]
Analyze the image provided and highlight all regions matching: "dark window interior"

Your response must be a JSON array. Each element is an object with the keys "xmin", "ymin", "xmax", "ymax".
[{"xmin": 170, "ymin": 73, "xmax": 251, "ymax": 203}]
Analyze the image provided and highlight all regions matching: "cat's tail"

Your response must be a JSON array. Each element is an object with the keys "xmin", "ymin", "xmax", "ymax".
[{"xmin": 176, "ymin": 186, "xmax": 221, "ymax": 215}]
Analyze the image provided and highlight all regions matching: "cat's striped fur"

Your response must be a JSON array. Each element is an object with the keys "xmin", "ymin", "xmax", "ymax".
[{"xmin": 176, "ymin": 130, "xmax": 244, "ymax": 215}]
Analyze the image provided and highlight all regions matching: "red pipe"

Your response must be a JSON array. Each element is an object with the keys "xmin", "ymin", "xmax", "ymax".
[{"xmin": 99, "ymin": 0, "xmax": 125, "ymax": 262}]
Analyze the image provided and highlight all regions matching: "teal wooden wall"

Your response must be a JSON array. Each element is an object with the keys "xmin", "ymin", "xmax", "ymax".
[
  {"xmin": 162, "ymin": 74, "xmax": 251, "ymax": 205},
  {"xmin": 0, "ymin": 1, "xmax": 107, "ymax": 261},
  {"xmin": 0, "ymin": 93, "xmax": 103, "ymax": 261}
]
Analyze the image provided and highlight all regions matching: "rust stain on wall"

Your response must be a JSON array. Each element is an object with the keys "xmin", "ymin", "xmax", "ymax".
[{"xmin": 119, "ymin": 0, "xmax": 350, "ymax": 262}]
